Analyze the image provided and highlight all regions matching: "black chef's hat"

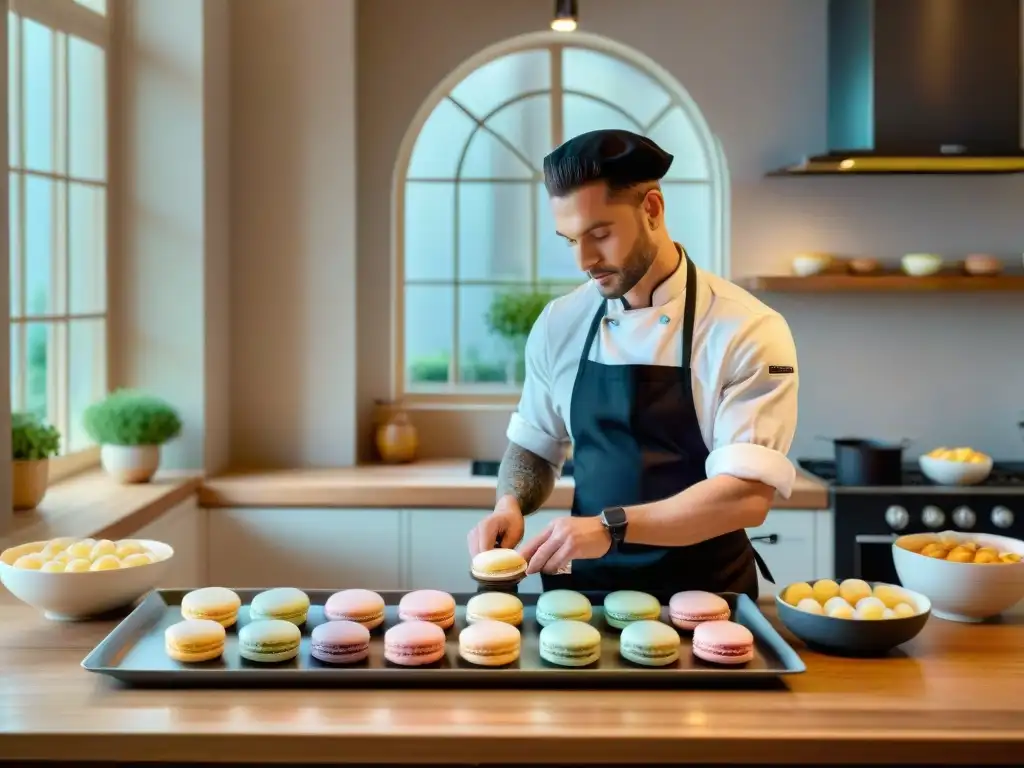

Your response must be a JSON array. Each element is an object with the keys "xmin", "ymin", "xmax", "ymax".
[{"xmin": 543, "ymin": 129, "xmax": 674, "ymax": 196}]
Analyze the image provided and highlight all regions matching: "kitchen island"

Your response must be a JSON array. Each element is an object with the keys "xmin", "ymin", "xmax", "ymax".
[{"xmin": 1, "ymin": 601, "xmax": 1021, "ymax": 765}]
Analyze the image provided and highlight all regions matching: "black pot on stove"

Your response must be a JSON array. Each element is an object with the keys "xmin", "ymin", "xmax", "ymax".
[{"xmin": 828, "ymin": 437, "xmax": 909, "ymax": 486}]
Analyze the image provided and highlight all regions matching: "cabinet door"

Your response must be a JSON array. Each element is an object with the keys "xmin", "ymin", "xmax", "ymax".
[
  {"xmin": 747, "ymin": 510, "xmax": 817, "ymax": 599},
  {"xmin": 134, "ymin": 498, "xmax": 207, "ymax": 589},
  {"xmin": 207, "ymin": 508, "xmax": 402, "ymax": 590}
]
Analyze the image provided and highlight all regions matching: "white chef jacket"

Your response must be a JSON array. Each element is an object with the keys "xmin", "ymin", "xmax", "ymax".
[{"xmin": 507, "ymin": 259, "xmax": 799, "ymax": 497}]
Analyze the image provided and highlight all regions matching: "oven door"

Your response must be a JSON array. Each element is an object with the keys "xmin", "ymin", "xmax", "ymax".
[{"xmin": 854, "ymin": 534, "xmax": 900, "ymax": 584}]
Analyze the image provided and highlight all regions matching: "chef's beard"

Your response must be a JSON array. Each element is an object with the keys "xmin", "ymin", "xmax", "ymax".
[{"xmin": 592, "ymin": 226, "xmax": 657, "ymax": 300}]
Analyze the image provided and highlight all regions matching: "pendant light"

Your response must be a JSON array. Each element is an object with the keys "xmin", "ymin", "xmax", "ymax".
[{"xmin": 551, "ymin": 0, "xmax": 578, "ymax": 32}]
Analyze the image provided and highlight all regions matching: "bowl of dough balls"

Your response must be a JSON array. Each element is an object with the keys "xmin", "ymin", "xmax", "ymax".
[
  {"xmin": 918, "ymin": 447, "xmax": 992, "ymax": 486},
  {"xmin": 775, "ymin": 578, "xmax": 931, "ymax": 656},
  {"xmin": 0, "ymin": 536, "xmax": 173, "ymax": 620},
  {"xmin": 893, "ymin": 531, "xmax": 1024, "ymax": 623}
]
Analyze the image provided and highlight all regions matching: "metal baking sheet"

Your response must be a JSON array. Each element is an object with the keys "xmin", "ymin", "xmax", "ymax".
[{"xmin": 81, "ymin": 589, "xmax": 805, "ymax": 687}]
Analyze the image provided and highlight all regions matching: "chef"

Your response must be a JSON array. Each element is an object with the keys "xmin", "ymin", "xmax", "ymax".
[{"xmin": 466, "ymin": 129, "xmax": 799, "ymax": 598}]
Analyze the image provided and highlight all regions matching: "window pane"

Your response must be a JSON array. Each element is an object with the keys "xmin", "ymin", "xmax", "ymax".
[
  {"xmin": 536, "ymin": 182, "xmax": 580, "ymax": 281},
  {"xmin": 562, "ymin": 47, "xmax": 671, "ymax": 128},
  {"xmin": 74, "ymin": 0, "xmax": 107, "ymax": 16},
  {"xmin": 25, "ymin": 322, "xmax": 48, "ymax": 420},
  {"xmin": 457, "ymin": 183, "xmax": 532, "ymax": 281},
  {"xmin": 485, "ymin": 93, "xmax": 552, "ymax": 171},
  {"xmin": 407, "ymin": 98, "xmax": 476, "ymax": 179},
  {"xmin": 450, "ymin": 49, "xmax": 550, "ymax": 120},
  {"xmin": 10, "ymin": 324, "xmax": 21, "ymax": 411},
  {"xmin": 661, "ymin": 183, "xmax": 712, "ymax": 272},
  {"xmin": 10, "ymin": 172, "xmax": 21, "ymax": 316},
  {"xmin": 68, "ymin": 318, "xmax": 106, "ymax": 452},
  {"xmin": 25, "ymin": 175, "xmax": 55, "ymax": 316},
  {"xmin": 461, "ymin": 129, "xmax": 534, "ymax": 179},
  {"xmin": 69, "ymin": 183, "xmax": 106, "ymax": 313},
  {"xmin": 404, "ymin": 182, "xmax": 454, "ymax": 282},
  {"xmin": 9, "ymin": 12, "xmax": 19, "ymax": 165},
  {"xmin": 405, "ymin": 285, "xmax": 454, "ymax": 386},
  {"xmin": 562, "ymin": 93, "xmax": 641, "ymax": 143},
  {"xmin": 458, "ymin": 285, "xmax": 522, "ymax": 385},
  {"xmin": 648, "ymin": 106, "xmax": 709, "ymax": 180},
  {"xmin": 69, "ymin": 37, "xmax": 106, "ymax": 181},
  {"xmin": 23, "ymin": 18, "xmax": 55, "ymax": 173}
]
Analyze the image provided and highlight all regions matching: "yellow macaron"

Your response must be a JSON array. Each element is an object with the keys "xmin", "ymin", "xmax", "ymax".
[
  {"xmin": 471, "ymin": 548, "xmax": 528, "ymax": 582},
  {"xmin": 466, "ymin": 592, "xmax": 524, "ymax": 626},
  {"xmin": 181, "ymin": 587, "xmax": 242, "ymax": 628},
  {"xmin": 165, "ymin": 619, "xmax": 226, "ymax": 663}
]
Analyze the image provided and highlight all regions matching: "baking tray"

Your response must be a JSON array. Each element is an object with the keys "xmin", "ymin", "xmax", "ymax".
[{"xmin": 81, "ymin": 589, "xmax": 805, "ymax": 687}]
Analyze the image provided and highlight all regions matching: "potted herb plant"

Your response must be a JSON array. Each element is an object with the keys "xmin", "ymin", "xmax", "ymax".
[
  {"xmin": 485, "ymin": 290, "xmax": 555, "ymax": 384},
  {"xmin": 83, "ymin": 390, "xmax": 182, "ymax": 484},
  {"xmin": 11, "ymin": 412, "xmax": 61, "ymax": 510}
]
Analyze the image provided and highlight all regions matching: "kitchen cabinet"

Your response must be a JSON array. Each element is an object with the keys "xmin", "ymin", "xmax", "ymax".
[
  {"xmin": 207, "ymin": 508, "xmax": 402, "ymax": 589},
  {"xmin": 133, "ymin": 498, "xmax": 208, "ymax": 589}
]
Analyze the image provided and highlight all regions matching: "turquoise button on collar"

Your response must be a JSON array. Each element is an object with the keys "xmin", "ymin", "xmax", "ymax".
[{"xmin": 659, "ymin": 315, "xmax": 670, "ymax": 324}]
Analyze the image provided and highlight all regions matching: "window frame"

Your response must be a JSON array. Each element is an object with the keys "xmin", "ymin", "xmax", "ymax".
[
  {"xmin": 392, "ymin": 31, "xmax": 730, "ymax": 406},
  {"xmin": 8, "ymin": 0, "xmax": 111, "ymax": 475}
]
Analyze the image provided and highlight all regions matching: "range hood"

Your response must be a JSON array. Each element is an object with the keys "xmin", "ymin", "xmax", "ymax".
[{"xmin": 772, "ymin": 0, "xmax": 1024, "ymax": 175}]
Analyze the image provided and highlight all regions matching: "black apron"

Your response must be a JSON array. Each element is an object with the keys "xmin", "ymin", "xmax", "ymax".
[{"xmin": 541, "ymin": 254, "xmax": 774, "ymax": 600}]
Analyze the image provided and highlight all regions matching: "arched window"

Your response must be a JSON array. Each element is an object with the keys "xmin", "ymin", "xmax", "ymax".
[{"xmin": 396, "ymin": 33, "xmax": 728, "ymax": 397}]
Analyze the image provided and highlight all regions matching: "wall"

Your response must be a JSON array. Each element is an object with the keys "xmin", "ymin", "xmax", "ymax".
[
  {"xmin": 227, "ymin": 0, "xmax": 1024, "ymax": 468},
  {"xmin": 228, "ymin": 0, "xmax": 357, "ymax": 468}
]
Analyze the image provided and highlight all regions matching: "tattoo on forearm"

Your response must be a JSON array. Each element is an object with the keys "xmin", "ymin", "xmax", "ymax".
[{"xmin": 496, "ymin": 442, "xmax": 556, "ymax": 516}]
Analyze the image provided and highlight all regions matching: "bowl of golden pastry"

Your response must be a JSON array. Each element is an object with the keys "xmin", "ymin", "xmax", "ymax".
[
  {"xmin": 775, "ymin": 578, "xmax": 931, "ymax": 656},
  {"xmin": 0, "ymin": 536, "xmax": 173, "ymax": 620},
  {"xmin": 919, "ymin": 446, "xmax": 992, "ymax": 486},
  {"xmin": 893, "ymin": 531, "xmax": 1024, "ymax": 623}
]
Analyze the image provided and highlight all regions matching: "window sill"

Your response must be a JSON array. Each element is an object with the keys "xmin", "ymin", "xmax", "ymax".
[
  {"xmin": 398, "ymin": 393, "xmax": 519, "ymax": 411},
  {"xmin": 47, "ymin": 446, "xmax": 103, "ymax": 485},
  {"xmin": 0, "ymin": 469, "xmax": 202, "ymax": 552}
]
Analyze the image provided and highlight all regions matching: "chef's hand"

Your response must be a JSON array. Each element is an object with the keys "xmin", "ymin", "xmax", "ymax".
[
  {"xmin": 519, "ymin": 516, "xmax": 612, "ymax": 575},
  {"xmin": 467, "ymin": 498, "xmax": 525, "ymax": 556}
]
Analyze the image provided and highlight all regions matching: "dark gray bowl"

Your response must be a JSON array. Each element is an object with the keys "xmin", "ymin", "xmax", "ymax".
[{"xmin": 775, "ymin": 582, "xmax": 931, "ymax": 657}]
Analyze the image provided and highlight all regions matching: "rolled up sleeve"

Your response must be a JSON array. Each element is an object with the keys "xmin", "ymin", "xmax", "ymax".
[
  {"xmin": 506, "ymin": 304, "xmax": 570, "ymax": 469},
  {"xmin": 705, "ymin": 314, "xmax": 799, "ymax": 497}
]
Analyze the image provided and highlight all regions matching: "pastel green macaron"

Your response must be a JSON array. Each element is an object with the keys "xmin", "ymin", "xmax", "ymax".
[
  {"xmin": 619, "ymin": 620, "xmax": 681, "ymax": 667},
  {"xmin": 603, "ymin": 590, "xmax": 661, "ymax": 629},
  {"xmin": 539, "ymin": 620, "xmax": 602, "ymax": 667},
  {"xmin": 535, "ymin": 589, "xmax": 593, "ymax": 626},
  {"xmin": 238, "ymin": 619, "xmax": 302, "ymax": 663},
  {"xmin": 249, "ymin": 587, "xmax": 310, "ymax": 625}
]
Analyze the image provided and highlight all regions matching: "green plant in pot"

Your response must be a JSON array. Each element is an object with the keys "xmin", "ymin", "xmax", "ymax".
[
  {"xmin": 485, "ymin": 290, "xmax": 555, "ymax": 384},
  {"xmin": 11, "ymin": 412, "xmax": 61, "ymax": 510},
  {"xmin": 83, "ymin": 390, "xmax": 182, "ymax": 484}
]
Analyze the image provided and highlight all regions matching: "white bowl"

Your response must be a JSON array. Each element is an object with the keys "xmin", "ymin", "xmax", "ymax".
[
  {"xmin": 919, "ymin": 454, "xmax": 992, "ymax": 485},
  {"xmin": 901, "ymin": 253, "xmax": 943, "ymax": 276},
  {"xmin": 791, "ymin": 253, "xmax": 832, "ymax": 277},
  {"xmin": 0, "ymin": 539, "xmax": 173, "ymax": 620},
  {"xmin": 893, "ymin": 532, "xmax": 1024, "ymax": 622}
]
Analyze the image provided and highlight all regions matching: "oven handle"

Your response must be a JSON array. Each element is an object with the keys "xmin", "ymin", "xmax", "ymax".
[
  {"xmin": 855, "ymin": 534, "xmax": 898, "ymax": 544},
  {"xmin": 750, "ymin": 534, "xmax": 779, "ymax": 544}
]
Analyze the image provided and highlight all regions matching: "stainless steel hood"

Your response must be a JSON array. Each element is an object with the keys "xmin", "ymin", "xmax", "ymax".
[{"xmin": 771, "ymin": 0, "xmax": 1024, "ymax": 175}]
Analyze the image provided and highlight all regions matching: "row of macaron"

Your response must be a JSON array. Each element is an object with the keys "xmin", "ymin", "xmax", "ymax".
[{"xmin": 176, "ymin": 586, "xmax": 743, "ymax": 633}]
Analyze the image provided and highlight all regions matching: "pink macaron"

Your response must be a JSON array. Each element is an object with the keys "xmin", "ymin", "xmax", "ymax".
[
  {"xmin": 398, "ymin": 589, "xmax": 456, "ymax": 629},
  {"xmin": 669, "ymin": 590, "xmax": 731, "ymax": 630},
  {"xmin": 311, "ymin": 620, "xmax": 371, "ymax": 664},
  {"xmin": 691, "ymin": 620, "xmax": 754, "ymax": 665},
  {"xmin": 384, "ymin": 620, "xmax": 447, "ymax": 666},
  {"xmin": 324, "ymin": 589, "xmax": 386, "ymax": 629}
]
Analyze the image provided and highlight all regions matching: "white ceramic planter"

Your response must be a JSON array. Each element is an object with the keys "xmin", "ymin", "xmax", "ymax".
[{"xmin": 100, "ymin": 444, "xmax": 161, "ymax": 484}]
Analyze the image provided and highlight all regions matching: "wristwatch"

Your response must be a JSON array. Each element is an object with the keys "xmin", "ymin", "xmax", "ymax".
[{"xmin": 600, "ymin": 506, "xmax": 628, "ymax": 547}]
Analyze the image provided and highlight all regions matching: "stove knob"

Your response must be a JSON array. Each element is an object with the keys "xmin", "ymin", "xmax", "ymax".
[
  {"xmin": 952, "ymin": 506, "xmax": 976, "ymax": 529},
  {"xmin": 885, "ymin": 505, "xmax": 910, "ymax": 530},
  {"xmin": 922, "ymin": 505, "xmax": 945, "ymax": 529},
  {"xmin": 992, "ymin": 506, "xmax": 1015, "ymax": 529}
]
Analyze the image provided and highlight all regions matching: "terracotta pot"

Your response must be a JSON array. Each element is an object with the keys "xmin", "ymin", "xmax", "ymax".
[
  {"xmin": 101, "ymin": 444, "xmax": 161, "ymax": 484},
  {"xmin": 376, "ymin": 406, "xmax": 418, "ymax": 464},
  {"xmin": 13, "ymin": 459, "xmax": 49, "ymax": 510}
]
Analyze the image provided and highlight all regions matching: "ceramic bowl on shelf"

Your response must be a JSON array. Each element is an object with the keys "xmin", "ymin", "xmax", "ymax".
[
  {"xmin": 918, "ymin": 454, "xmax": 992, "ymax": 485},
  {"xmin": 963, "ymin": 254, "xmax": 1002, "ymax": 276},
  {"xmin": 775, "ymin": 581, "xmax": 931, "ymax": 656},
  {"xmin": 893, "ymin": 532, "xmax": 1024, "ymax": 623},
  {"xmin": 0, "ymin": 539, "xmax": 174, "ymax": 620},
  {"xmin": 790, "ymin": 253, "xmax": 833, "ymax": 276},
  {"xmin": 901, "ymin": 253, "xmax": 943, "ymax": 276}
]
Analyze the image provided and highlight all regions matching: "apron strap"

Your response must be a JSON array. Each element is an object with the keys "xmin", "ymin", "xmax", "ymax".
[
  {"xmin": 680, "ymin": 250, "xmax": 697, "ymax": 371},
  {"xmin": 575, "ymin": 300, "xmax": 608, "ymax": 382}
]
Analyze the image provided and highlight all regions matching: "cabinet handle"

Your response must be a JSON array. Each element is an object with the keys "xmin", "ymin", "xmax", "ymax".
[{"xmin": 750, "ymin": 533, "xmax": 779, "ymax": 545}]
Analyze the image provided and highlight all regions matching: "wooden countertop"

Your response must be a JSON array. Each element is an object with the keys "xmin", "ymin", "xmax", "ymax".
[
  {"xmin": 0, "ymin": 603, "xmax": 1020, "ymax": 764},
  {"xmin": 199, "ymin": 460, "xmax": 830, "ymax": 510}
]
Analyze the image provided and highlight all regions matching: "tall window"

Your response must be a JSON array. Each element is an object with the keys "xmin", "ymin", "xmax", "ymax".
[
  {"xmin": 398, "ymin": 40, "xmax": 726, "ymax": 397},
  {"xmin": 8, "ymin": 0, "xmax": 108, "ymax": 454}
]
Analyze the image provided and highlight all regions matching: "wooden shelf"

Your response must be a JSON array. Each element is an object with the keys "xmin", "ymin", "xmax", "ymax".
[{"xmin": 736, "ymin": 273, "xmax": 1024, "ymax": 293}]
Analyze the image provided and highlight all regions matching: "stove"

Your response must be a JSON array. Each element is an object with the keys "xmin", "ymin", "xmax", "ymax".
[{"xmin": 799, "ymin": 459, "xmax": 1024, "ymax": 584}]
